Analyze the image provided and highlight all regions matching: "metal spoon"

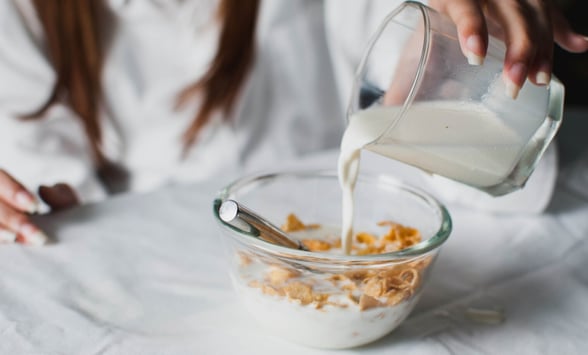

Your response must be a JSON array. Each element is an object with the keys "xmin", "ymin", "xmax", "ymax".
[{"xmin": 219, "ymin": 199, "xmax": 308, "ymax": 251}]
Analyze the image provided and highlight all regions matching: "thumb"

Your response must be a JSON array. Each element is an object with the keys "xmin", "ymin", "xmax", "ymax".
[{"xmin": 38, "ymin": 183, "xmax": 80, "ymax": 211}]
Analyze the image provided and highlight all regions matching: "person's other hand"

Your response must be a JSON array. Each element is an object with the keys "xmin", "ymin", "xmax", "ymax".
[
  {"xmin": 0, "ymin": 169, "xmax": 47, "ymax": 245},
  {"xmin": 0, "ymin": 170, "xmax": 79, "ymax": 245},
  {"xmin": 429, "ymin": 0, "xmax": 588, "ymax": 99}
]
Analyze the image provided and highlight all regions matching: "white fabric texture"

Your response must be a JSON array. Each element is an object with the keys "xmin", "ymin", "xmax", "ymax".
[{"xmin": 0, "ymin": 131, "xmax": 586, "ymax": 353}]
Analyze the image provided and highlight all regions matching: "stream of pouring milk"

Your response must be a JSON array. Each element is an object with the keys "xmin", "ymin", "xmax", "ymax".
[{"xmin": 338, "ymin": 101, "xmax": 525, "ymax": 254}]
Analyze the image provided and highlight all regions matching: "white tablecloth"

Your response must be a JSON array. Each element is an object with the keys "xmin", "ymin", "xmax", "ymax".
[{"xmin": 1, "ymin": 110, "xmax": 587, "ymax": 355}]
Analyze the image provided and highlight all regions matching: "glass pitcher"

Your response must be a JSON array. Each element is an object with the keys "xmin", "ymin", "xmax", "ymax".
[{"xmin": 347, "ymin": 1, "xmax": 564, "ymax": 196}]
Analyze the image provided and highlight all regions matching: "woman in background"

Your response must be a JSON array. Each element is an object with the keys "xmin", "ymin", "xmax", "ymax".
[{"xmin": 0, "ymin": 0, "xmax": 587, "ymax": 245}]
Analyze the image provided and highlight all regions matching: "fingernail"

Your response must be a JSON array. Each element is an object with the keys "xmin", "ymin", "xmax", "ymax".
[
  {"xmin": 536, "ymin": 71, "xmax": 551, "ymax": 86},
  {"xmin": 0, "ymin": 230, "xmax": 17, "ymax": 243},
  {"xmin": 505, "ymin": 80, "xmax": 521, "ymax": 100},
  {"xmin": 20, "ymin": 224, "xmax": 48, "ymax": 246},
  {"xmin": 504, "ymin": 62, "xmax": 526, "ymax": 99},
  {"xmin": 466, "ymin": 35, "xmax": 485, "ymax": 65},
  {"xmin": 584, "ymin": 36, "xmax": 588, "ymax": 41},
  {"xmin": 15, "ymin": 191, "xmax": 39, "ymax": 214},
  {"xmin": 466, "ymin": 51, "xmax": 485, "ymax": 66}
]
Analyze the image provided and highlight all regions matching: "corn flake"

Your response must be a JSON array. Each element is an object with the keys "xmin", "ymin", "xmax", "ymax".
[
  {"xmin": 244, "ymin": 214, "xmax": 427, "ymax": 312},
  {"xmin": 356, "ymin": 232, "xmax": 377, "ymax": 245},
  {"xmin": 266, "ymin": 265, "xmax": 301, "ymax": 285},
  {"xmin": 359, "ymin": 294, "xmax": 384, "ymax": 311},
  {"xmin": 301, "ymin": 239, "xmax": 332, "ymax": 252}
]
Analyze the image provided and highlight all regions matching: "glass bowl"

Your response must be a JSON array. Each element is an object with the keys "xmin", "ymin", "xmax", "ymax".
[{"xmin": 213, "ymin": 170, "xmax": 451, "ymax": 349}]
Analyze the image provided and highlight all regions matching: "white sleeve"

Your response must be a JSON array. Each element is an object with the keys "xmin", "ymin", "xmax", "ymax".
[{"xmin": 0, "ymin": 0, "xmax": 106, "ymax": 204}]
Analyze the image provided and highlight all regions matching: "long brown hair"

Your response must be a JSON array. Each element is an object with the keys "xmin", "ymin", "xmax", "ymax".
[{"xmin": 28, "ymin": 0, "xmax": 260, "ymax": 166}]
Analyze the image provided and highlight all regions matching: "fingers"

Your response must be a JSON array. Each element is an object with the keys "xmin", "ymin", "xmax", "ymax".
[
  {"xmin": 485, "ymin": 0, "xmax": 587, "ymax": 98},
  {"xmin": 435, "ymin": 0, "xmax": 587, "ymax": 100},
  {"xmin": 485, "ymin": 1, "xmax": 541, "ymax": 99},
  {"xmin": 39, "ymin": 183, "xmax": 80, "ymax": 211},
  {"xmin": 434, "ymin": 0, "xmax": 489, "ymax": 65},
  {"xmin": 0, "ymin": 169, "xmax": 40, "ymax": 213},
  {"xmin": 0, "ymin": 202, "xmax": 48, "ymax": 246},
  {"xmin": 0, "ymin": 171, "xmax": 79, "ymax": 246},
  {"xmin": 551, "ymin": 8, "xmax": 588, "ymax": 53},
  {"xmin": 0, "ymin": 228, "xmax": 17, "ymax": 243},
  {"xmin": 0, "ymin": 169, "xmax": 48, "ymax": 246},
  {"xmin": 525, "ymin": 0, "xmax": 554, "ymax": 87}
]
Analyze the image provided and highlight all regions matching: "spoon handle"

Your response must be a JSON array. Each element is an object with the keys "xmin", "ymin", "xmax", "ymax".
[{"xmin": 219, "ymin": 199, "xmax": 307, "ymax": 251}]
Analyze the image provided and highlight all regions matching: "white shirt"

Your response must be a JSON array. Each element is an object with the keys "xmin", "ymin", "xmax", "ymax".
[
  {"xmin": 0, "ymin": 0, "xmax": 558, "ymax": 213},
  {"xmin": 0, "ymin": 0, "xmax": 410, "ymax": 203}
]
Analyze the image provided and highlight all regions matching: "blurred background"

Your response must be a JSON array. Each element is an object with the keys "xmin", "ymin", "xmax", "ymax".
[
  {"xmin": 554, "ymin": 0, "xmax": 588, "ymax": 107},
  {"xmin": 553, "ymin": 0, "xmax": 587, "ymax": 167}
]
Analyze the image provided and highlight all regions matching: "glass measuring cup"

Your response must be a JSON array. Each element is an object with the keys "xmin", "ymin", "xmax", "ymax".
[{"xmin": 347, "ymin": 1, "xmax": 564, "ymax": 196}]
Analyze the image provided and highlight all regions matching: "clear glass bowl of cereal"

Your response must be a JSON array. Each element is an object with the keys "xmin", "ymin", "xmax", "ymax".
[{"xmin": 213, "ymin": 170, "xmax": 451, "ymax": 349}]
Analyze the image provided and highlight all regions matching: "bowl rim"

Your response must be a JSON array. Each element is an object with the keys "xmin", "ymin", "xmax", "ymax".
[{"xmin": 213, "ymin": 170, "xmax": 452, "ymax": 264}]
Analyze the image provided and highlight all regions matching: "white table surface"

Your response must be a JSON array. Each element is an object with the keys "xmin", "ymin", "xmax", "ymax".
[{"xmin": 1, "ymin": 109, "xmax": 587, "ymax": 355}]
